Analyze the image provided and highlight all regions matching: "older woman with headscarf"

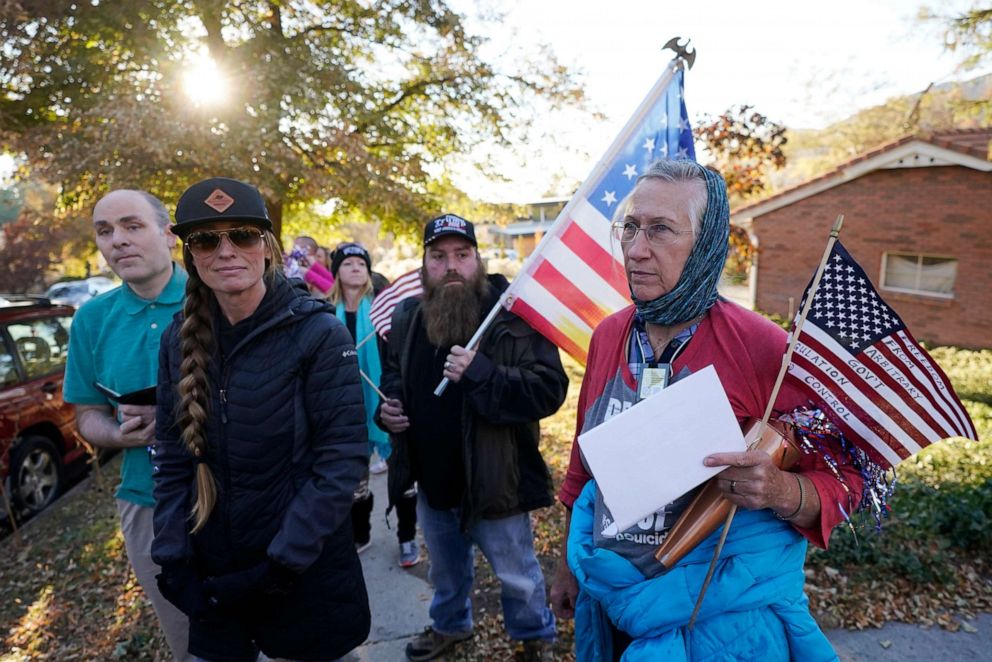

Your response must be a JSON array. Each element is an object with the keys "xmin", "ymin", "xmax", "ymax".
[{"xmin": 549, "ymin": 160, "xmax": 862, "ymax": 661}]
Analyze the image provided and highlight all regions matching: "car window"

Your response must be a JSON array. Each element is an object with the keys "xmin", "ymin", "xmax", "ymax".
[
  {"xmin": 7, "ymin": 315, "xmax": 72, "ymax": 380},
  {"xmin": 48, "ymin": 282, "xmax": 87, "ymax": 297},
  {"xmin": 0, "ymin": 336, "xmax": 17, "ymax": 386}
]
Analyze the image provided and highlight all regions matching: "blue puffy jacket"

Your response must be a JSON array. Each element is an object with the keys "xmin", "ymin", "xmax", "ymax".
[{"xmin": 569, "ymin": 481, "xmax": 838, "ymax": 662}]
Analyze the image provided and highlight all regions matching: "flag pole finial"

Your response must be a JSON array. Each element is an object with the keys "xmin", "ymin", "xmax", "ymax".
[
  {"xmin": 830, "ymin": 214, "xmax": 844, "ymax": 237},
  {"xmin": 663, "ymin": 36, "xmax": 696, "ymax": 69}
]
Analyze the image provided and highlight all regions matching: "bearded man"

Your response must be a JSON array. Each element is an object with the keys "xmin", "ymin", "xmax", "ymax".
[{"xmin": 378, "ymin": 214, "xmax": 568, "ymax": 662}]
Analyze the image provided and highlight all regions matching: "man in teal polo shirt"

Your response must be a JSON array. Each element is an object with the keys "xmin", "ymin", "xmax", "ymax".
[{"xmin": 64, "ymin": 189, "xmax": 191, "ymax": 662}]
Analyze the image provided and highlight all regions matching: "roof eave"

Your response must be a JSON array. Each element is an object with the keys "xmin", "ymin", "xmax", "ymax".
[{"xmin": 731, "ymin": 139, "xmax": 992, "ymax": 222}]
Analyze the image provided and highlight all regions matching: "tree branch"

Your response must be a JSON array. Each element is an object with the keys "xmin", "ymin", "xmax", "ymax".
[
  {"xmin": 268, "ymin": 0, "xmax": 283, "ymax": 37},
  {"xmin": 353, "ymin": 74, "xmax": 459, "ymax": 134},
  {"xmin": 283, "ymin": 132, "xmax": 341, "ymax": 172},
  {"xmin": 192, "ymin": 0, "xmax": 228, "ymax": 60}
]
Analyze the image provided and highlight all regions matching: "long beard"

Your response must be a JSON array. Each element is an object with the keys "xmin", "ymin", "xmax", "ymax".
[{"xmin": 422, "ymin": 266, "xmax": 488, "ymax": 348}]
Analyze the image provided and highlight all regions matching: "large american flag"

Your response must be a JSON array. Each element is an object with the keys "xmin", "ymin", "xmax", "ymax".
[
  {"xmin": 502, "ymin": 62, "xmax": 695, "ymax": 362},
  {"xmin": 369, "ymin": 268, "xmax": 423, "ymax": 339},
  {"xmin": 787, "ymin": 242, "xmax": 978, "ymax": 468}
]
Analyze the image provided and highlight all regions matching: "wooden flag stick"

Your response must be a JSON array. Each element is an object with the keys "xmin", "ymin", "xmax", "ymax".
[
  {"xmin": 356, "ymin": 330, "xmax": 377, "ymax": 350},
  {"xmin": 754, "ymin": 213, "xmax": 845, "ymax": 440},
  {"xmin": 687, "ymin": 214, "xmax": 844, "ymax": 629},
  {"xmin": 360, "ymin": 368, "xmax": 388, "ymax": 402}
]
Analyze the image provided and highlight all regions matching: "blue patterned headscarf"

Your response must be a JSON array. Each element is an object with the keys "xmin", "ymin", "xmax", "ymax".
[{"xmin": 630, "ymin": 161, "xmax": 730, "ymax": 326}]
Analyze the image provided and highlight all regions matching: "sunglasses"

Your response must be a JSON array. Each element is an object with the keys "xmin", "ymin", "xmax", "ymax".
[{"xmin": 184, "ymin": 227, "xmax": 265, "ymax": 256}]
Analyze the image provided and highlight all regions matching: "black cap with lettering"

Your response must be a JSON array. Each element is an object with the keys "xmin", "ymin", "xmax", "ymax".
[
  {"xmin": 331, "ymin": 242, "xmax": 372, "ymax": 276},
  {"xmin": 422, "ymin": 213, "xmax": 476, "ymax": 248}
]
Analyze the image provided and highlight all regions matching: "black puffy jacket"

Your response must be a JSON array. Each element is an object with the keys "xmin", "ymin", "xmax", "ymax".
[{"xmin": 152, "ymin": 276, "xmax": 370, "ymax": 660}]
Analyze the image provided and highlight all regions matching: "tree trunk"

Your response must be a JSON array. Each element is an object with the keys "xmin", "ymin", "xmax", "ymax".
[{"xmin": 265, "ymin": 196, "xmax": 283, "ymax": 242}]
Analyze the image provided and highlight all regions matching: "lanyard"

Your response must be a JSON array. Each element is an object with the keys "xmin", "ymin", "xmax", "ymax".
[
  {"xmin": 632, "ymin": 318, "xmax": 696, "ymax": 366},
  {"xmin": 629, "ymin": 316, "xmax": 698, "ymax": 400}
]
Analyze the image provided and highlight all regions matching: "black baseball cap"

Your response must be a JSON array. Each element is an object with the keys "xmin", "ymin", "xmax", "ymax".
[
  {"xmin": 423, "ymin": 213, "xmax": 477, "ymax": 248},
  {"xmin": 331, "ymin": 242, "xmax": 372, "ymax": 276},
  {"xmin": 173, "ymin": 177, "xmax": 273, "ymax": 238}
]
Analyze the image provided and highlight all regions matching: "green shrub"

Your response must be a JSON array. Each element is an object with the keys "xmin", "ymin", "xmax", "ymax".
[
  {"xmin": 809, "ymin": 436, "xmax": 992, "ymax": 584},
  {"xmin": 926, "ymin": 347, "xmax": 992, "ymax": 405}
]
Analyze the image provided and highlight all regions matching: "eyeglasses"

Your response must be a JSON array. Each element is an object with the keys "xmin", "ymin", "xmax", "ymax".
[
  {"xmin": 611, "ymin": 221, "xmax": 692, "ymax": 245},
  {"xmin": 184, "ymin": 227, "xmax": 265, "ymax": 256}
]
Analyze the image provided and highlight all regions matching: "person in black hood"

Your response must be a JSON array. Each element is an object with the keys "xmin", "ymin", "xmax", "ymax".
[
  {"xmin": 377, "ymin": 214, "xmax": 568, "ymax": 662},
  {"xmin": 151, "ymin": 177, "xmax": 371, "ymax": 662}
]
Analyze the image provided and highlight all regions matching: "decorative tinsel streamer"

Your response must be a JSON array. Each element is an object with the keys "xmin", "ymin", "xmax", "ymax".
[{"xmin": 780, "ymin": 407, "xmax": 896, "ymax": 535}]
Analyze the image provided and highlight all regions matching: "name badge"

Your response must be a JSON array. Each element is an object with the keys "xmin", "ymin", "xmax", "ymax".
[{"xmin": 638, "ymin": 364, "xmax": 670, "ymax": 400}]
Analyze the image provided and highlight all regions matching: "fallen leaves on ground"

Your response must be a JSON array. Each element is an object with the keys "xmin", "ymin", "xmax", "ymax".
[
  {"xmin": 0, "ymin": 455, "xmax": 169, "ymax": 661},
  {"xmin": 804, "ymin": 560, "xmax": 992, "ymax": 631}
]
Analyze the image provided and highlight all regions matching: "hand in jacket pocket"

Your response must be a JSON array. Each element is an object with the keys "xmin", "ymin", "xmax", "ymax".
[
  {"xmin": 156, "ymin": 562, "xmax": 210, "ymax": 619},
  {"xmin": 203, "ymin": 560, "xmax": 298, "ymax": 609}
]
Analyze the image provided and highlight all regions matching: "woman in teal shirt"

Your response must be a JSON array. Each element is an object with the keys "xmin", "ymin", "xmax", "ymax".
[{"xmin": 329, "ymin": 242, "xmax": 420, "ymax": 568}]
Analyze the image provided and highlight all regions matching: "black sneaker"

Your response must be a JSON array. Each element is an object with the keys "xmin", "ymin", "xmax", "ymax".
[{"xmin": 405, "ymin": 626, "xmax": 472, "ymax": 661}]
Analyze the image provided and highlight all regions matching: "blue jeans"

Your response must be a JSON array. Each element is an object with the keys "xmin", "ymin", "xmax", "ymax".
[{"xmin": 417, "ymin": 494, "xmax": 555, "ymax": 641}]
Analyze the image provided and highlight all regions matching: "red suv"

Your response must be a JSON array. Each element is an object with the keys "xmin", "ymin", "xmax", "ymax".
[{"xmin": 1, "ymin": 296, "xmax": 88, "ymax": 519}]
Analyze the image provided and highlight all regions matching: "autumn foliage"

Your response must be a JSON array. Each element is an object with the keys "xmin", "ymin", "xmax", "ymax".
[
  {"xmin": 0, "ymin": 213, "xmax": 71, "ymax": 293},
  {"xmin": 0, "ymin": 1, "xmax": 584, "ymax": 239},
  {"xmin": 696, "ymin": 105, "xmax": 788, "ymax": 278}
]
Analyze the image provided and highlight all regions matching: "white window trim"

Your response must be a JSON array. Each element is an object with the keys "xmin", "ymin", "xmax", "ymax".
[{"xmin": 880, "ymin": 252, "xmax": 957, "ymax": 299}]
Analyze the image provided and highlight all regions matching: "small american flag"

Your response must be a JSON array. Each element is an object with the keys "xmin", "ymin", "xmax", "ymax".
[
  {"xmin": 787, "ymin": 242, "xmax": 978, "ymax": 468},
  {"xmin": 369, "ymin": 268, "xmax": 423, "ymax": 339}
]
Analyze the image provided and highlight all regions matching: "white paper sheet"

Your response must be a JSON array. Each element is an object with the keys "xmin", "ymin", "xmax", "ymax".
[{"xmin": 577, "ymin": 364, "xmax": 745, "ymax": 532}]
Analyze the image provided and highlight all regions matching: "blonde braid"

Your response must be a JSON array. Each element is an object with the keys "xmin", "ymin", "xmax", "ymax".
[
  {"xmin": 177, "ymin": 257, "xmax": 217, "ymax": 533},
  {"xmin": 175, "ymin": 229, "xmax": 282, "ymax": 533}
]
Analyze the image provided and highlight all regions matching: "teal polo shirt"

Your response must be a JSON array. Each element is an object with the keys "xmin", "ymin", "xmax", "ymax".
[{"xmin": 64, "ymin": 264, "xmax": 187, "ymax": 507}]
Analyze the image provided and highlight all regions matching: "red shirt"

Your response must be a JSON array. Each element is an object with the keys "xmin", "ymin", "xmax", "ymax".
[{"xmin": 559, "ymin": 301, "xmax": 864, "ymax": 549}]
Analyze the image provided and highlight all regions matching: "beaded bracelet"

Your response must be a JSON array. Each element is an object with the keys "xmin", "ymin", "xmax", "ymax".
[{"xmin": 776, "ymin": 473, "xmax": 805, "ymax": 521}]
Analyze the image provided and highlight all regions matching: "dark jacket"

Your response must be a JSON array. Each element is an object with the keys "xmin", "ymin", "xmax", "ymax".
[
  {"xmin": 378, "ymin": 275, "xmax": 568, "ymax": 528},
  {"xmin": 152, "ymin": 275, "xmax": 370, "ymax": 661}
]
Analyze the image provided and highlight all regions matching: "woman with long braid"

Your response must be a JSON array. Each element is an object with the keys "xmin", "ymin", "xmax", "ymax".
[{"xmin": 151, "ymin": 177, "xmax": 371, "ymax": 662}]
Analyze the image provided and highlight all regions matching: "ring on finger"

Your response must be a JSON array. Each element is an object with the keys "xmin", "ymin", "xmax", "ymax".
[
  {"xmin": 729, "ymin": 480, "xmax": 737, "ymax": 494},
  {"xmin": 444, "ymin": 361, "xmax": 452, "ymax": 369}
]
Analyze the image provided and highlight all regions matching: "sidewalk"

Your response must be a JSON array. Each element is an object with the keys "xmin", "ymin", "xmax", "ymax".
[
  {"xmin": 345, "ymin": 470, "xmax": 432, "ymax": 661},
  {"xmin": 827, "ymin": 614, "xmax": 992, "ymax": 661}
]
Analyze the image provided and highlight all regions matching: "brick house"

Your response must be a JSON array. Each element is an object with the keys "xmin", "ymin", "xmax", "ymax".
[{"xmin": 731, "ymin": 129, "xmax": 992, "ymax": 349}]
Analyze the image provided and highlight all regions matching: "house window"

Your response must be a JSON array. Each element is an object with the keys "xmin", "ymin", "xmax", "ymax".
[{"xmin": 881, "ymin": 253, "xmax": 957, "ymax": 298}]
